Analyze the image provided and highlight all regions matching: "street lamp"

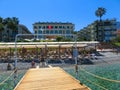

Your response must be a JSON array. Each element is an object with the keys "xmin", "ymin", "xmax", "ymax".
[
  {"xmin": 14, "ymin": 34, "xmax": 18, "ymax": 87},
  {"xmin": 37, "ymin": 28, "xmax": 43, "ymax": 40},
  {"xmin": 37, "ymin": 29, "xmax": 40, "ymax": 40},
  {"xmin": 37, "ymin": 29, "xmax": 39, "ymax": 40},
  {"xmin": 73, "ymin": 35, "xmax": 78, "ymax": 79},
  {"xmin": 41, "ymin": 28, "xmax": 44, "ymax": 40}
]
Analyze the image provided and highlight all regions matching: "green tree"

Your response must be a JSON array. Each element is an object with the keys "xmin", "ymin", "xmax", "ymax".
[
  {"xmin": 111, "ymin": 35, "xmax": 120, "ymax": 43},
  {"xmin": 56, "ymin": 36, "xmax": 63, "ymax": 42},
  {"xmin": 11, "ymin": 17, "xmax": 19, "ymax": 41},
  {"xmin": 4, "ymin": 17, "xmax": 12, "ymax": 41},
  {"xmin": 4, "ymin": 17, "xmax": 19, "ymax": 41},
  {"xmin": 62, "ymin": 37, "xmax": 73, "ymax": 41},
  {"xmin": 73, "ymin": 31, "xmax": 77, "ymax": 34},
  {"xmin": 0, "ymin": 17, "xmax": 19, "ymax": 42},
  {"xmin": 95, "ymin": 7, "xmax": 106, "ymax": 21},
  {"xmin": 0, "ymin": 17, "xmax": 4, "ymax": 41}
]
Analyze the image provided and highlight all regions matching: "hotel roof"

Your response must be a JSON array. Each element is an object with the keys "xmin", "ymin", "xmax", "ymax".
[{"xmin": 33, "ymin": 22, "xmax": 74, "ymax": 25}]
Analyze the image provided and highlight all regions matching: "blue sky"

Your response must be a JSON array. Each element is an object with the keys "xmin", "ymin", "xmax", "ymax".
[{"xmin": 0, "ymin": 0, "xmax": 120, "ymax": 33}]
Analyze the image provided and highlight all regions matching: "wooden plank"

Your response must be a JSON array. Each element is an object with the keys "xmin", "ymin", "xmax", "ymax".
[{"xmin": 14, "ymin": 67, "xmax": 90, "ymax": 90}]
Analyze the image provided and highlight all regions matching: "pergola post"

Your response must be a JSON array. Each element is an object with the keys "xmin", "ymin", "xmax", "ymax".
[
  {"xmin": 45, "ymin": 43, "xmax": 48, "ymax": 59},
  {"xmin": 36, "ymin": 46, "xmax": 38, "ymax": 60},
  {"xmin": 59, "ymin": 44, "xmax": 61, "ymax": 59},
  {"xmin": 14, "ymin": 34, "xmax": 18, "ymax": 87},
  {"xmin": 9, "ymin": 47, "xmax": 11, "ymax": 61}
]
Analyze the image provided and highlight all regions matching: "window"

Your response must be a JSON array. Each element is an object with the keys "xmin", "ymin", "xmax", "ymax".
[
  {"xmin": 105, "ymin": 37, "xmax": 110, "ymax": 40},
  {"xmin": 50, "ymin": 30, "xmax": 53, "ymax": 34},
  {"xmin": 42, "ymin": 26, "xmax": 45, "ymax": 29},
  {"xmin": 63, "ymin": 26, "xmax": 66, "ymax": 29},
  {"xmin": 98, "ymin": 32, "xmax": 102, "ymax": 35},
  {"xmin": 38, "ymin": 30, "xmax": 42, "ymax": 34},
  {"xmin": 39, "ymin": 26, "xmax": 41, "ymax": 29},
  {"xmin": 66, "ymin": 30, "xmax": 70, "ymax": 34},
  {"xmin": 55, "ymin": 26, "xmax": 58, "ymax": 29},
  {"xmin": 105, "ymin": 31, "xmax": 110, "ymax": 35},
  {"xmin": 59, "ymin": 30, "xmax": 62, "ymax": 34},
  {"xmin": 59, "ymin": 26, "xmax": 62, "ymax": 29},
  {"xmin": 34, "ymin": 26, "xmax": 37, "ymax": 29},
  {"xmin": 67, "ymin": 26, "xmax": 69, "ymax": 29},
  {"xmin": 55, "ymin": 30, "xmax": 58, "ymax": 34},
  {"xmin": 46, "ymin": 30, "xmax": 49, "ymax": 34},
  {"xmin": 35, "ymin": 31, "xmax": 37, "ymax": 34}
]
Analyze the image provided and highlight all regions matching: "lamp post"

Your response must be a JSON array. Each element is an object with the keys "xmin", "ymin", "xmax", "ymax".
[
  {"xmin": 73, "ymin": 35, "xmax": 78, "ymax": 79},
  {"xmin": 37, "ymin": 28, "xmax": 43, "ymax": 40},
  {"xmin": 14, "ymin": 34, "xmax": 18, "ymax": 87},
  {"xmin": 37, "ymin": 29, "xmax": 41, "ymax": 40},
  {"xmin": 41, "ymin": 28, "xmax": 44, "ymax": 40},
  {"xmin": 37, "ymin": 29, "xmax": 39, "ymax": 40}
]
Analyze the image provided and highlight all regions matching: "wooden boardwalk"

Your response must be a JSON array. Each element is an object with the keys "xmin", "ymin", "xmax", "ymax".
[{"xmin": 14, "ymin": 67, "xmax": 90, "ymax": 90}]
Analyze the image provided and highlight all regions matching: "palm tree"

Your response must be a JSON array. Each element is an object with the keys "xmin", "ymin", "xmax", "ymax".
[
  {"xmin": 95, "ymin": 7, "xmax": 106, "ymax": 42},
  {"xmin": 0, "ymin": 17, "xmax": 3, "ymax": 23},
  {"xmin": 12, "ymin": 17, "xmax": 19, "ymax": 24},
  {"xmin": 95, "ymin": 7, "xmax": 106, "ymax": 21},
  {"xmin": 0, "ymin": 17, "xmax": 19, "ymax": 42},
  {"xmin": 11, "ymin": 17, "xmax": 19, "ymax": 41},
  {"xmin": 4, "ymin": 17, "xmax": 12, "ymax": 41},
  {"xmin": 4, "ymin": 17, "xmax": 19, "ymax": 41}
]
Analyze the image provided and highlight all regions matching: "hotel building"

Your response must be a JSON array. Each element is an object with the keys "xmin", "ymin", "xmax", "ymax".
[
  {"xmin": 78, "ymin": 19, "xmax": 117, "ymax": 42},
  {"xmin": 33, "ymin": 22, "xmax": 74, "ymax": 39}
]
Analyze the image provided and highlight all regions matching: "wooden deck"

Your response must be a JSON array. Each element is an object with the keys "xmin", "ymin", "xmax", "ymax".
[{"xmin": 14, "ymin": 67, "xmax": 90, "ymax": 90}]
